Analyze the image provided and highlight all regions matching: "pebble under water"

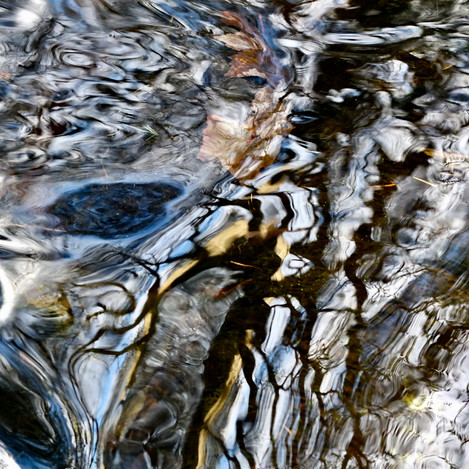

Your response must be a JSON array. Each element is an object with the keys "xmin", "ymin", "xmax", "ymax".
[
  {"xmin": 0, "ymin": 0, "xmax": 468, "ymax": 468},
  {"xmin": 48, "ymin": 182, "xmax": 183, "ymax": 238}
]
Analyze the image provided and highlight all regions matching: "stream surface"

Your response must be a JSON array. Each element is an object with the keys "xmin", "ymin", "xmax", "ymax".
[{"xmin": 0, "ymin": 0, "xmax": 468, "ymax": 468}]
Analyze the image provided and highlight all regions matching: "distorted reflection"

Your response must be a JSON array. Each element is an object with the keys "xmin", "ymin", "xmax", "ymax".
[{"xmin": 0, "ymin": 0, "xmax": 467, "ymax": 468}]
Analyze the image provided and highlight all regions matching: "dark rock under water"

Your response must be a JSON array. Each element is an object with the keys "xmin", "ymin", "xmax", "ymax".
[{"xmin": 48, "ymin": 182, "xmax": 183, "ymax": 238}]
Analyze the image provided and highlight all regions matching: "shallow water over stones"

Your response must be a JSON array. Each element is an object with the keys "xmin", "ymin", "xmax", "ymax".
[{"xmin": 0, "ymin": 0, "xmax": 468, "ymax": 468}]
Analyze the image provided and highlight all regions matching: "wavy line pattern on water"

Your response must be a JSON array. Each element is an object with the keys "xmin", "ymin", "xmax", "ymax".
[{"xmin": 0, "ymin": 0, "xmax": 468, "ymax": 468}]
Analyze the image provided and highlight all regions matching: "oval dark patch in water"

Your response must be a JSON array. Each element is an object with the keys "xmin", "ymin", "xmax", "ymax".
[{"xmin": 48, "ymin": 182, "xmax": 183, "ymax": 238}]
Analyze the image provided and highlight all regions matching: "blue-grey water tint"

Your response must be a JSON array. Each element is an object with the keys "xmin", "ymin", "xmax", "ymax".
[{"xmin": 0, "ymin": 0, "xmax": 468, "ymax": 468}]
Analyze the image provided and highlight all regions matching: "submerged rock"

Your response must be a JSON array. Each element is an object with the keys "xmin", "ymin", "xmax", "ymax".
[{"xmin": 48, "ymin": 182, "xmax": 183, "ymax": 239}]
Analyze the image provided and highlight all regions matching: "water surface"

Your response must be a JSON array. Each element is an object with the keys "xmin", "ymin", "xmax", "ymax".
[{"xmin": 0, "ymin": 0, "xmax": 468, "ymax": 468}]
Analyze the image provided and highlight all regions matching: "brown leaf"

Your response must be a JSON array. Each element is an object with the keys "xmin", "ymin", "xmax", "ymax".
[
  {"xmin": 216, "ymin": 11, "xmax": 286, "ymax": 86},
  {"xmin": 250, "ymin": 87, "xmax": 279, "ymax": 117},
  {"xmin": 220, "ymin": 11, "xmax": 265, "ymax": 39},
  {"xmin": 198, "ymin": 87, "xmax": 294, "ymax": 180},
  {"xmin": 214, "ymin": 32, "xmax": 259, "ymax": 51},
  {"xmin": 225, "ymin": 52, "xmax": 269, "ymax": 81},
  {"xmin": 198, "ymin": 115, "xmax": 252, "ymax": 165},
  {"xmin": 198, "ymin": 12, "xmax": 294, "ymax": 180}
]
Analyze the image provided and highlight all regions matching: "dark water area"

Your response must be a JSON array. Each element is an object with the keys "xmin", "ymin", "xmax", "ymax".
[
  {"xmin": 48, "ymin": 182, "xmax": 183, "ymax": 237},
  {"xmin": 0, "ymin": 0, "xmax": 468, "ymax": 467}
]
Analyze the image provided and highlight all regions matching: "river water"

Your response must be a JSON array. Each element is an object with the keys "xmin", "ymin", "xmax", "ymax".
[{"xmin": 0, "ymin": 0, "xmax": 468, "ymax": 468}]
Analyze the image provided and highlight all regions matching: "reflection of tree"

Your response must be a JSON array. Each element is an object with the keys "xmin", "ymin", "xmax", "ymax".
[
  {"xmin": 172, "ymin": 5, "xmax": 469, "ymax": 468},
  {"xmin": 175, "ymin": 159, "xmax": 469, "ymax": 469}
]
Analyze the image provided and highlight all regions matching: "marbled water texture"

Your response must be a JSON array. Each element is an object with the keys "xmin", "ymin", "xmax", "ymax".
[{"xmin": 0, "ymin": 0, "xmax": 468, "ymax": 468}]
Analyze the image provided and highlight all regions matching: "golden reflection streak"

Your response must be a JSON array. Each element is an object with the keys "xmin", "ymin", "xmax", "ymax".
[
  {"xmin": 196, "ymin": 354, "xmax": 244, "ymax": 469},
  {"xmin": 412, "ymin": 176, "xmax": 436, "ymax": 187},
  {"xmin": 271, "ymin": 234, "xmax": 289, "ymax": 282},
  {"xmin": 158, "ymin": 220, "xmax": 251, "ymax": 294},
  {"xmin": 424, "ymin": 148, "xmax": 469, "ymax": 161}
]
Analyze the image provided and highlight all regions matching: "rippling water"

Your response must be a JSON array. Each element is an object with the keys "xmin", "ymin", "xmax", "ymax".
[{"xmin": 0, "ymin": 0, "xmax": 468, "ymax": 468}]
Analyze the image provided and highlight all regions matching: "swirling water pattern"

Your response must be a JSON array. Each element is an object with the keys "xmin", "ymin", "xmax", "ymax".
[{"xmin": 0, "ymin": 0, "xmax": 468, "ymax": 468}]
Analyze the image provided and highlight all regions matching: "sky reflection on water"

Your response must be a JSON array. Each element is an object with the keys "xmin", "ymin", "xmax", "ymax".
[{"xmin": 0, "ymin": 0, "xmax": 468, "ymax": 468}]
